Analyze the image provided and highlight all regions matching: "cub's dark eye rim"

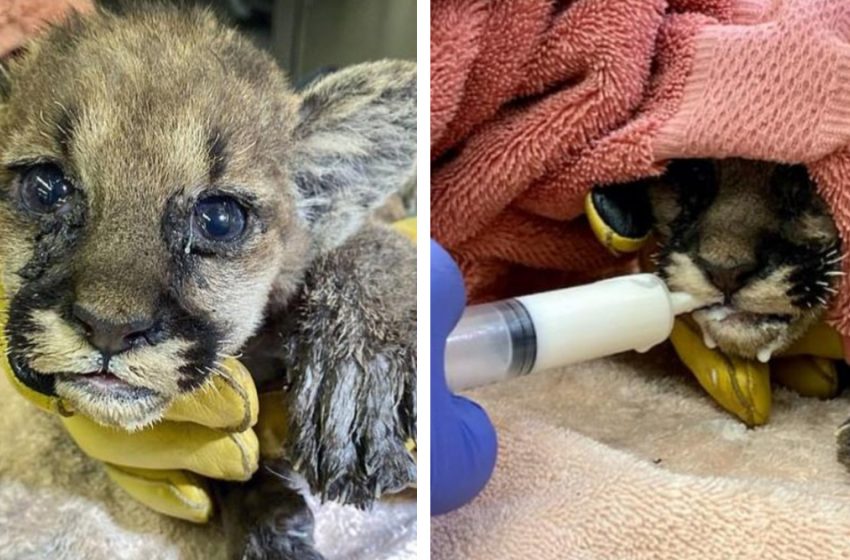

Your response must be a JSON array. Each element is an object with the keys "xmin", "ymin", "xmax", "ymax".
[
  {"xmin": 18, "ymin": 164, "xmax": 76, "ymax": 214},
  {"xmin": 191, "ymin": 194, "xmax": 248, "ymax": 245},
  {"xmin": 772, "ymin": 164, "xmax": 816, "ymax": 217},
  {"xmin": 666, "ymin": 159, "xmax": 718, "ymax": 213}
]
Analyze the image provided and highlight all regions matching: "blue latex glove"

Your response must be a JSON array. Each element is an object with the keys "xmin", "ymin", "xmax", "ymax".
[{"xmin": 431, "ymin": 240, "xmax": 498, "ymax": 515}]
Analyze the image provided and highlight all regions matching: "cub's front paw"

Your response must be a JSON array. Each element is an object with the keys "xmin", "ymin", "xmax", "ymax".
[
  {"xmin": 238, "ymin": 511, "xmax": 323, "ymax": 560},
  {"xmin": 219, "ymin": 461, "xmax": 324, "ymax": 560},
  {"xmin": 287, "ymin": 342, "xmax": 416, "ymax": 507},
  {"xmin": 282, "ymin": 224, "xmax": 417, "ymax": 507}
]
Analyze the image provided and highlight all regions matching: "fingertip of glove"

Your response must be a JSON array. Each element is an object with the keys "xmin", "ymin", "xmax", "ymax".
[
  {"xmin": 456, "ymin": 395, "xmax": 498, "ymax": 468},
  {"xmin": 215, "ymin": 359, "xmax": 260, "ymax": 431},
  {"xmin": 585, "ymin": 188, "xmax": 652, "ymax": 254},
  {"xmin": 225, "ymin": 429, "xmax": 260, "ymax": 481},
  {"xmin": 392, "ymin": 217, "xmax": 417, "ymax": 243},
  {"xmin": 103, "ymin": 464, "xmax": 214, "ymax": 524},
  {"xmin": 165, "ymin": 358, "xmax": 259, "ymax": 432},
  {"xmin": 431, "ymin": 395, "xmax": 498, "ymax": 516}
]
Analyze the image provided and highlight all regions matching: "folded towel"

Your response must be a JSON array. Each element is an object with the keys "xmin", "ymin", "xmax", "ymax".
[{"xmin": 431, "ymin": 0, "xmax": 850, "ymax": 336}]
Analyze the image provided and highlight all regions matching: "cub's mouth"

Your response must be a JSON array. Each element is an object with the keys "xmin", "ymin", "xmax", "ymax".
[
  {"xmin": 3, "ymin": 297, "xmax": 222, "ymax": 429},
  {"xmin": 8, "ymin": 353, "xmax": 170, "ymax": 430},
  {"xmin": 698, "ymin": 304, "xmax": 792, "ymax": 328},
  {"xmin": 10, "ymin": 354, "xmax": 156, "ymax": 399},
  {"xmin": 59, "ymin": 371, "xmax": 159, "ymax": 400},
  {"xmin": 691, "ymin": 304, "xmax": 797, "ymax": 362}
]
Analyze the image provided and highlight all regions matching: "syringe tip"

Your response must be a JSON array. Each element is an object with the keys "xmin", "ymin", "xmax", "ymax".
[{"xmin": 670, "ymin": 292, "xmax": 720, "ymax": 315}]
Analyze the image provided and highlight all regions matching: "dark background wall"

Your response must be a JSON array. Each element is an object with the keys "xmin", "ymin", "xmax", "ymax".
[{"xmin": 99, "ymin": 0, "xmax": 416, "ymax": 86}]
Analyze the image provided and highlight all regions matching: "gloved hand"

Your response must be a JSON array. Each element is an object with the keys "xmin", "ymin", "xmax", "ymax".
[
  {"xmin": 670, "ymin": 318, "xmax": 845, "ymax": 426},
  {"xmin": 431, "ymin": 240, "xmax": 497, "ymax": 515},
  {"xmin": 586, "ymin": 188, "xmax": 847, "ymax": 426},
  {"xmin": 0, "ymin": 296, "xmax": 260, "ymax": 524}
]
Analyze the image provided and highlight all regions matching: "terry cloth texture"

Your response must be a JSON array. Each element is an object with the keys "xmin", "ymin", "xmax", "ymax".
[
  {"xmin": 432, "ymin": 347, "xmax": 850, "ymax": 559},
  {"xmin": 431, "ymin": 0, "xmax": 850, "ymax": 335}
]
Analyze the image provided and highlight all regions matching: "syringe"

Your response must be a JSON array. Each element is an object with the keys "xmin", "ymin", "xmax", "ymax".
[{"xmin": 445, "ymin": 273, "xmax": 713, "ymax": 392}]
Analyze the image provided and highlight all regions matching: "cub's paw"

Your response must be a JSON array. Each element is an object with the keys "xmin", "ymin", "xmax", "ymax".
[
  {"xmin": 219, "ymin": 462, "xmax": 324, "ymax": 560},
  {"xmin": 282, "ymin": 224, "xmax": 417, "ymax": 507},
  {"xmin": 234, "ymin": 507, "xmax": 322, "ymax": 560},
  {"xmin": 238, "ymin": 513, "xmax": 323, "ymax": 560},
  {"xmin": 286, "ymin": 340, "xmax": 416, "ymax": 507}
]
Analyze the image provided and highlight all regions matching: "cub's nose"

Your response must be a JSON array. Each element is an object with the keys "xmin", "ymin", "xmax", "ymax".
[
  {"xmin": 702, "ymin": 262, "xmax": 757, "ymax": 299},
  {"xmin": 72, "ymin": 303, "xmax": 156, "ymax": 356}
]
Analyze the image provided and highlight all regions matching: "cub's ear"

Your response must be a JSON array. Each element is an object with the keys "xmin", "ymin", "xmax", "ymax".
[{"xmin": 292, "ymin": 60, "xmax": 416, "ymax": 252}]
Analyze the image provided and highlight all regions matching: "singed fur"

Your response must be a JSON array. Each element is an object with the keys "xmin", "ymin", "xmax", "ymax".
[{"xmin": 0, "ymin": 5, "xmax": 416, "ymax": 559}]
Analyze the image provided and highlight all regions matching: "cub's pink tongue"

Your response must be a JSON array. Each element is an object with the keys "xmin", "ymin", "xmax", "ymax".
[{"xmin": 82, "ymin": 372, "xmax": 129, "ymax": 388}]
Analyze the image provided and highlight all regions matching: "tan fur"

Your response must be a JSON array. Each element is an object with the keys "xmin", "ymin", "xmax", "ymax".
[
  {"xmin": 0, "ymin": 7, "xmax": 305, "ymax": 427},
  {"xmin": 27, "ymin": 309, "xmax": 96, "ymax": 373},
  {"xmin": 0, "ymin": 6, "xmax": 416, "ymax": 556},
  {"xmin": 0, "ymin": 5, "xmax": 415, "ymax": 432},
  {"xmin": 650, "ymin": 159, "xmax": 839, "ymax": 359},
  {"xmin": 663, "ymin": 253, "xmax": 717, "ymax": 302}
]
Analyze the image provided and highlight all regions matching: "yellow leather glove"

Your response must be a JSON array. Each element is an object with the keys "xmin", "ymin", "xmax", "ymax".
[
  {"xmin": 0, "ymin": 301, "xmax": 260, "ymax": 524},
  {"xmin": 669, "ymin": 319, "xmax": 845, "ymax": 426},
  {"xmin": 670, "ymin": 318, "xmax": 771, "ymax": 427},
  {"xmin": 392, "ymin": 215, "xmax": 416, "ymax": 242},
  {"xmin": 585, "ymin": 184, "xmax": 653, "ymax": 256},
  {"xmin": 772, "ymin": 322, "xmax": 844, "ymax": 399}
]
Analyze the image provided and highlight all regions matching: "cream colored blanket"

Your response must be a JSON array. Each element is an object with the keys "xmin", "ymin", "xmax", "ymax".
[
  {"xmin": 432, "ymin": 347, "xmax": 850, "ymax": 559},
  {"xmin": 0, "ymin": 375, "xmax": 416, "ymax": 560}
]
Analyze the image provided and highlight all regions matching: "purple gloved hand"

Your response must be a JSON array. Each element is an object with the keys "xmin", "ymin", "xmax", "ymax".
[{"xmin": 431, "ymin": 239, "xmax": 498, "ymax": 515}]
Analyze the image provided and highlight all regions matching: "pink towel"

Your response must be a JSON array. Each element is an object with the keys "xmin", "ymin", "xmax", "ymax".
[{"xmin": 431, "ymin": 0, "xmax": 850, "ymax": 339}]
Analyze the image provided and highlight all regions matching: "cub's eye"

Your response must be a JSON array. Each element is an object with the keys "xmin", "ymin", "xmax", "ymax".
[
  {"xmin": 20, "ymin": 164, "xmax": 74, "ymax": 213},
  {"xmin": 193, "ymin": 195, "xmax": 247, "ymax": 241},
  {"xmin": 772, "ymin": 164, "xmax": 813, "ymax": 213},
  {"xmin": 667, "ymin": 159, "xmax": 717, "ymax": 211}
]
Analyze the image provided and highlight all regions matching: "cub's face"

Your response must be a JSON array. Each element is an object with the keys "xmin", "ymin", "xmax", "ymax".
[
  {"xmin": 0, "ymin": 9, "xmax": 308, "ymax": 428},
  {"xmin": 650, "ymin": 159, "xmax": 841, "ymax": 360}
]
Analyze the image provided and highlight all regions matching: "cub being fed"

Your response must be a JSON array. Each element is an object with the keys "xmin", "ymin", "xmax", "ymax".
[
  {"xmin": 0, "ymin": 5, "xmax": 415, "ymax": 559},
  {"xmin": 647, "ymin": 158, "xmax": 841, "ymax": 361}
]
